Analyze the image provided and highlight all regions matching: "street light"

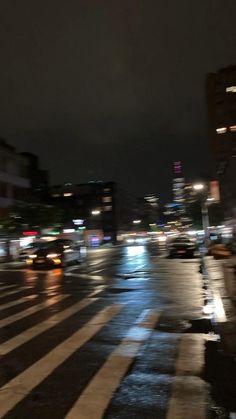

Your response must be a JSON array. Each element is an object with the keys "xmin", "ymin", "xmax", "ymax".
[
  {"xmin": 193, "ymin": 183, "xmax": 209, "ymax": 245},
  {"xmin": 91, "ymin": 210, "xmax": 101, "ymax": 216},
  {"xmin": 133, "ymin": 219, "xmax": 141, "ymax": 224},
  {"xmin": 193, "ymin": 183, "xmax": 204, "ymax": 191}
]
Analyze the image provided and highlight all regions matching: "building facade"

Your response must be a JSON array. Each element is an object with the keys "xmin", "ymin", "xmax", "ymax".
[
  {"xmin": 49, "ymin": 181, "xmax": 117, "ymax": 244},
  {"xmin": 20, "ymin": 152, "xmax": 49, "ymax": 201},
  {"xmin": 0, "ymin": 139, "xmax": 30, "ymax": 209},
  {"xmin": 206, "ymin": 66, "xmax": 236, "ymax": 220}
]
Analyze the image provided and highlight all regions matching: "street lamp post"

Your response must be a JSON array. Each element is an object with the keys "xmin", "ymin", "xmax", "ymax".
[{"xmin": 193, "ymin": 183, "xmax": 210, "ymax": 245}]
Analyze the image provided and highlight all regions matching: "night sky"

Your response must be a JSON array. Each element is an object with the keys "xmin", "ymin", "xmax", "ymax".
[{"xmin": 0, "ymin": 1, "xmax": 236, "ymax": 202}]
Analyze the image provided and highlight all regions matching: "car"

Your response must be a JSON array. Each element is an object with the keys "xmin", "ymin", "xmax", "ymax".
[
  {"xmin": 126, "ymin": 236, "xmax": 148, "ymax": 245},
  {"xmin": 168, "ymin": 236, "xmax": 196, "ymax": 258},
  {"xmin": 26, "ymin": 239, "xmax": 81, "ymax": 268},
  {"xmin": 19, "ymin": 242, "xmax": 42, "ymax": 262}
]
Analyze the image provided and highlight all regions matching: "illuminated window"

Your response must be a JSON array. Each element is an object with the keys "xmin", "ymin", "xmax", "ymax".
[
  {"xmin": 216, "ymin": 127, "xmax": 227, "ymax": 134},
  {"xmin": 229, "ymin": 125, "xmax": 236, "ymax": 132},
  {"xmin": 226, "ymin": 86, "xmax": 236, "ymax": 93},
  {"xmin": 104, "ymin": 206, "xmax": 112, "ymax": 211},
  {"xmin": 102, "ymin": 196, "xmax": 112, "ymax": 203}
]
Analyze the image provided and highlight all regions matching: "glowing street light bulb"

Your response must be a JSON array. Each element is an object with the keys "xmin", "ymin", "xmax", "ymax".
[
  {"xmin": 91, "ymin": 210, "xmax": 101, "ymax": 216},
  {"xmin": 193, "ymin": 183, "xmax": 204, "ymax": 191}
]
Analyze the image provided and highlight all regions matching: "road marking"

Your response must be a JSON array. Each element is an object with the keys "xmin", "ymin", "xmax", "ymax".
[
  {"xmin": 167, "ymin": 334, "xmax": 207, "ymax": 419},
  {"xmin": 0, "ymin": 284, "xmax": 17, "ymax": 291},
  {"xmin": 0, "ymin": 295, "xmax": 38, "ymax": 311},
  {"xmin": 167, "ymin": 376, "xmax": 207, "ymax": 419},
  {"xmin": 0, "ymin": 304, "xmax": 123, "ymax": 418},
  {"xmin": 1, "ymin": 289, "xmax": 104, "ymax": 355},
  {"xmin": 0, "ymin": 286, "xmax": 32, "ymax": 299},
  {"xmin": 0, "ymin": 294, "xmax": 68, "ymax": 327},
  {"xmin": 64, "ymin": 272, "xmax": 104, "ymax": 281},
  {"xmin": 213, "ymin": 290, "xmax": 227, "ymax": 323},
  {"xmin": 66, "ymin": 308, "xmax": 160, "ymax": 419},
  {"xmin": 175, "ymin": 334, "xmax": 205, "ymax": 376}
]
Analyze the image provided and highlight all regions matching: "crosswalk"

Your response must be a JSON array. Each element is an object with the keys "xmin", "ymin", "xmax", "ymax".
[{"xmin": 0, "ymin": 280, "xmax": 209, "ymax": 419}]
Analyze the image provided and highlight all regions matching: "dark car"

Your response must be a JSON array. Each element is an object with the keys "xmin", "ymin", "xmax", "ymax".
[
  {"xmin": 26, "ymin": 239, "xmax": 81, "ymax": 268},
  {"xmin": 19, "ymin": 242, "xmax": 42, "ymax": 261},
  {"xmin": 168, "ymin": 237, "xmax": 196, "ymax": 258}
]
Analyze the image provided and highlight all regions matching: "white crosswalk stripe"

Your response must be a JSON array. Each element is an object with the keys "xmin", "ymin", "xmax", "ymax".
[
  {"xmin": 0, "ymin": 286, "xmax": 32, "ymax": 299},
  {"xmin": 0, "ymin": 284, "xmax": 18, "ymax": 291},
  {"xmin": 66, "ymin": 309, "xmax": 160, "ymax": 419},
  {"xmin": 0, "ymin": 294, "xmax": 68, "ymax": 327},
  {"xmin": 0, "ymin": 294, "xmax": 38, "ymax": 311},
  {"xmin": 0, "ymin": 304, "xmax": 123, "ymax": 417},
  {"xmin": 167, "ymin": 334, "xmax": 207, "ymax": 419},
  {"xmin": 0, "ymin": 289, "xmax": 104, "ymax": 355},
  {"xmin": 0, "ymin": 282, "xmax": 210, "ymax": 419}
]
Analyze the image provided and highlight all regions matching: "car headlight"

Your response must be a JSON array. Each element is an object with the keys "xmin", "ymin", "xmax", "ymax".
[{"xmin": 46, "ymin": 253, "xmax": 59, "ymax": 258}]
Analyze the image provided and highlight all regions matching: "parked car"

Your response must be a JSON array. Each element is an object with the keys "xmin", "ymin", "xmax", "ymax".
[
  {"xmin": 26, "ymin": 239, "xmax": 81, "ymax": 268},
  {"xmin": 168, "ymin": 236, "xmax": 196, "ymax": 258}
]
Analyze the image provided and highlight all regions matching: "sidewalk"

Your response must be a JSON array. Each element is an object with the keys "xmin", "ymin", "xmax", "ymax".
[{"xmin": 204, "ymin": 255, "xmax": 236, "ymax": 356}]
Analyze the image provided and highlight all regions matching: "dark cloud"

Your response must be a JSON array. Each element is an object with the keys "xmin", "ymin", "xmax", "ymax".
[{"xmin": 0, "ymin": 1, "xmax": 235, "ymax": 201}]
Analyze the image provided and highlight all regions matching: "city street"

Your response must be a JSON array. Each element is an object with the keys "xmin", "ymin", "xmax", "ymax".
[{"xmin": 0, "ymin": 245, "xmax": 232, "ymax": 418}]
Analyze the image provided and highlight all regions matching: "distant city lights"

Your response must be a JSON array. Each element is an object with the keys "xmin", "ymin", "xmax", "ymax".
[
  {"xmin": 216, "ymin": 127, "xmax": 227, "ymax": 134},
  {"xmin": 226, "ymin": 86, "xmax": 236, "ymax": 93},
  {"xmin": 91, "ymin": 210, "xmax": 101, "ymax": 216},
  {"xmin": 63, "ymin": 228, "xmax": 75, "ymax": 233},
  {"xmin": 73, "ymin": 219, "xmax": 84, "ymax": 225},
  {"xmin": 193, "ymin": 183, "xmax": 204, "ymax": 191}
]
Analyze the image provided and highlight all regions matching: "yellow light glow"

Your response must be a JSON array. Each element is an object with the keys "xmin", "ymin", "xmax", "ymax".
[
  {"xmin": 53, "ymin": 258, "xmax": 61, "ymax": 265},
  {"xmin": 216, "ymin": 127, "xmax": 227, "ymax": 134},
  {"xmin": 47, "ymin": 253, "xmax": 59, "ymax": 258},
  {"xmin": 26, "ymin": 259, "xmax": 33, "ymax": 265},
  {"xmin": 226, "ymin": 86, "xmax": 236, "ymax": 93}
]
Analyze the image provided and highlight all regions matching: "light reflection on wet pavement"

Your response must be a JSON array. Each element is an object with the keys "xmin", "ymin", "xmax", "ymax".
[{"xmin": 0, "ymin": 244, "xmax": 232, "ymax": 418}]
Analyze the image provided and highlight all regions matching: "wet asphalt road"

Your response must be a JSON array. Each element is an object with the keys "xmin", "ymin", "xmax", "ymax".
[{"xmin": 0, "ymin": 244, "xmax": 224, "ymax": 418}]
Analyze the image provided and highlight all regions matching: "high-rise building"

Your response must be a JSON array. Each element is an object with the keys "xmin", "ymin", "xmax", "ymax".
[
  {"xmin": 172, "ymin": 161, "xmax": 185, "ymax": 213},
  {"xmin": 206, "ymin": 66, "xmax": 236, "ymax": 219}
]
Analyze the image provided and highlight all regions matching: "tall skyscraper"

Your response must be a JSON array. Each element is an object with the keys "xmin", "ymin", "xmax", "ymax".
[
  {"xmin": 172, "ymin": 161, "xmax": 185, "ymax": 213},
  {"xmin": 206, "ymin": 66, "xmax": 236, "ymax": 219}
]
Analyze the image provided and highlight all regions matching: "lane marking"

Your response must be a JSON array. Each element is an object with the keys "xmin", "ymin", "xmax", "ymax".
[
  {"xmin": 0, "ymin": 304, "xmax": 123, "ymax": 418},
  {"xmin": 0, "ymin": 295, "xmax": 38, "ymax": 311},
  {"xmin": 64, "ymin": 272, "xmax": 104, "ymax": 281},
  {"xmin": 1, "ymin": 289, "xmax": 104, "ymax": 355},
  {"xmin": 66, "ymin": 308, "xmax": 160, "ymax": 419},
  {"xmin": 0, "ymin": 287, "xmax": 32, "ymax": 300},
  {"xmin": 213, "ymin": 290, "xmax": 227, "ymax": 323},
  {"xmin": 167, "ymin": 376, "xmax": 207, "ymax": 419},
  {"xmin": 0, "ymin": 284, "xmax": 17, "ymax": 291},
  {"xmin": 0, "ymin": 294, "xmax": 68, "ymax": 327},
  {"xmin": 175, "ymin": 334, "xmax": 205, "ymax": 377},
  {"xmin": 167, "ymin": 334, "xmax": 207, "ymax": 419}
]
